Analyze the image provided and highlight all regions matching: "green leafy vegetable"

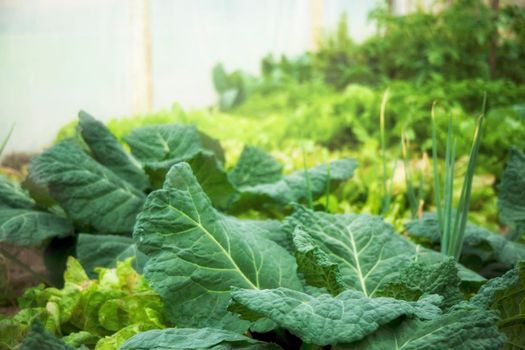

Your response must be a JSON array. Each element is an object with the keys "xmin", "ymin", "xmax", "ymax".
[
  {"xmin": 20, "ymin": 322, "xmax": 78, "ymax": 350},
  {"xmin": 0, "ymin": 208, "xmax": 73, "ymax": 246},
  {"xmin": 121, "ymin": 327, "xmax": 282, "ymax": 350},
  {"xmin": 376, "ymin": 258, "xmax": 463, "ymax": 309},
  {"xmin": 472, "ymin": 261, "xmax": 525, "ymax": 349},
  {"xmin": 230, "ymin": 287, "xmax": 441, "ymax": 346},
  {"xmin": 134, "ymin": 162, "xmax": 302, "ymax": 331},
  {"xmin": 124, "ymin": 124, "xmax": 225, "ymax": 172},
  {"xmin": 292, "ymin": 227, "xmax": 346, "ymax": 295},
  {"xmin": 76, "ymin": 234, "xmax": 148, "ymax": 277},
  {"xmin": 342, "ymin": 303, "xmax": 506, "ymax": 350},
  {"xmin": 231, "ymin": 159, "xmax": 357, "ymax": 212},
  {"xmin": 2, "ymin": 257, "xmax": 166, "ymax": 349},
  {"xmin": 498, "ymin": 147, "xmax": 525, "ymax": 239},
  {"xmin": 0, "ymin": 175, "xmax": 36, "ymax": 209},
  {"xmin": 285, "ymin": 205, "xmax": 415, "ymax": 297},
  {"xmin": 29, "ymin": 140, "xmax": 145, "ymax": 234},
  {"xmin": 77, "ymin": 111, "xmax": 149, "ymax": 191},
  {"xmin": 228, "ymin": 146, "xmax": 283, "ymax": 189}
]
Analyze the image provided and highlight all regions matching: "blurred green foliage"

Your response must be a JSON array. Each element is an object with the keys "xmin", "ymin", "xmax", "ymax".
[{"xmin": 55, "ymin": 0, "xmax": 524, "ymax": 232}]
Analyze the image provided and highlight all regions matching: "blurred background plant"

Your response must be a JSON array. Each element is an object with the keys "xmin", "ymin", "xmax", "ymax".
[{"xmin": 2, "ymin": 0, "xmax": 525, "ymax": 310}]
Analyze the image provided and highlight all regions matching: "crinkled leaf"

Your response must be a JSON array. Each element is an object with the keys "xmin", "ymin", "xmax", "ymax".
[
  {"xmin": 409, "ymin": 246, "xmax": 486, "ymax": 288},
  {"xmin": 0, "ymin": 208, "xmax": 73, "ymax": 245},
  {"xmin": 231, "ymin": 159, "xmax": 357, "ymax": 211},
  {"xmin": 76, "ymin": 234, "xmax": 148, "ymax": 278},
  {"xmin": 120, "ymin": 327, "xmax": 281, "ymax": 350},
  {"xmin": 498, "ymin": 147, "xmax": 525, "ymax": 237},
  {"xmin": 342, "ymin": 303, "xmax": 506, "ymax": 350},
  {"xmin": 77, "ymin": 111, "xmax": 149, "ymax": 191},
  {"xmin": 285, "ymin": 206, "xmax": 415, "ymax": 297},
  {"xmin": 0, "ymin": 175, "xmax": 35, "ymax": 209},
  {"xmin": 20, "ymin": 322, "xmax": 77, "ymax": 350},
  {"xmin": 133, "ymin": 163, "xmax": 302, "ymax": 331},
  {"xmin": 292, "ymin": 227, "xmax": 346, "ymax": 295},
  {"xmin": 406, "ymin": 213, "xmax": 525, "ymax": 268},
  {"xmin": 228, "ymin": 146, "xmax": 283, "ymax": 189},
  {"xmin": 376, "ymin": 258, "xmax": 463, "ymax": 309},
  {"xmin": 472, "ymin": 261, "xmax": 525, "ymax": 349},
  {"xmin": 29, "ymin": 140, "xmax": 145, "ymax": 233},
  {"xmin": 230, "ymin": 287, "xmax": 442, "ymax": 346}
]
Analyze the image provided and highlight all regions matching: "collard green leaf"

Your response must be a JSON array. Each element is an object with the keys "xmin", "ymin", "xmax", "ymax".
[
  {"xmin": 21, "ymin": 322, "xmax": 77, "ymax": 350},
  {"xmin": 342, "ymin": 303, "xmax": 506, "ymax": 350},
  {"xmin": 77, "ymin": 111, "xmax": 149, "ymax": 191},
  {"xmin": 285, "ymin": 206, "xmax": 414, "ymax": 297},
  {"xmin": 498, "ymin": 147, "xmax": 525, "ymax": 237},
  {"xmin": 0, "ymin": 208, "xmax": 73, "ymax": 245},
  {"xmin": 124, "ymin": 124, "xmax": 225, "ymax": 171},
  {"xmin": 472, "ymin": 261, "xmax": 525, "ymax": 349},
  {"xmin": 0, "ymin": 175, "xmax": 35, "ymax": 209},
  {"xmin": 292, "ymin": 227, "xmax": 346, "ymax": 295},
  {"xmin": 120, "ymin": 327, "xmax": 281, "ymax": 350},
  {"xmin": 76, "ymin": 234, "xmax": 148, "ymax": 277},
  {"xmin": 376, "ymin": 258, "xmax": 463, "ymax": 309},
  {"xmin": 133, "ymin": 163, "xmax": 302, "ymax": 331},
  {"xmin": 228, "ymin": 146, "xmax": 283, "ymax": 189},
  {"xmin": 230, "ymin": 287, "xmax": 442, "ymax": 346},
  {"xmin": 187, "ymin": 152, "xmax": 236, "ymax": 209},
  {"xmin": 29, "ymin": 140, "xmax": 145, "ymax": 234},
  {"xmin": 406, "ymin": 213, "xmax": 525, "ymax": 268},
  {"xmin": 231, "ymin": 159, "xmax": 357, "ymax": 211}
]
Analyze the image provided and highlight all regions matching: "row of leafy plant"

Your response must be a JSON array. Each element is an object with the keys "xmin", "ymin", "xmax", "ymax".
[{"xmin": 1, "ymin": 111, "xmax": 524, "ymax": 349}]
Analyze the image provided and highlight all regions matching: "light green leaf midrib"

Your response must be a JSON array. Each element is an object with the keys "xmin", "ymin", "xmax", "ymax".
[{"xmin": 166, "ymin": 203, "xmax": 259, "ymax": 290}]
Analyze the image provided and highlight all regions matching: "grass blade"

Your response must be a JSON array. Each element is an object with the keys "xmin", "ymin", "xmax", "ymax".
[
  {"xmin": 380, "ymin": 89, "xmax": 390, "ymax": 215},
  {"xmin": 402, "ymin": 130, "xmax": 418, "ymax": 218},
  {"xmin": 431, "ymin": 102, "xmax": 443, "ymax": 234},
  {"xmin": 441, "ymin": 115, "xmax": 456, "ymax": 256}
]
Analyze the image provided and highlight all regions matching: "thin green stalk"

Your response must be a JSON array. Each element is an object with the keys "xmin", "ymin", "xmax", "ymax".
[
  {"xmin": 442, "ymin": 115, "xmax": 456, "ymax": 256},
  {"xmin": 380, "ymin": 89, "xmax": 390, "ymax": 214},
  {"xmin": 402, "ymin": 130, "xmax": 418, "ymax": 218},
  {"xmin": 0, "ymin": 124, "xmax": 14, "ymax": 157},
  {"xmin": 450, "ymin": 97, "xmax": 486, "ymax": 259},
  {"xmin": 431, "ymin": 102, "xmax": 443, "ymax": 233},
  {"xmin": 302, "ymin": 144, "xmax": 313, "ymax": 209},
  {"xmin": 0, "ymin": 246, "xmax": 52, "ymax": 285}
]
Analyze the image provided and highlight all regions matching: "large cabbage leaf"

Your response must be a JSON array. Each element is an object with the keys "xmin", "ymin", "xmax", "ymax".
[
  {"xmin": 472, "ymin": 261, "xmax": 525, "ymax": 349},
  {"xmin": 0, "ymin": 175, "xmax": 36, "ymax": 209},
  {"xmin": 228, "ymin": 146, "xmax": 283, "ymax": 188},
  {"xmin": 340, "ymin": 303, "xmax": 506, "ymax": 350},
  {"xmin": 229, "ymin": 287, "xmax": 441, "ymax": 346},
  {"xmin": 77, "ymin": 111, "xmax": 149, "ymax": 191},
  {"xmin": 285, "ymin": 206, "xmax": 415, "ymax": 297},
  {"xmin": 120, "ymin": 327, "xmax": 281, "ymax": 350},
  {"xmin": 29, "ymin": 140, "xmax": 145, "ymax": 234},
  {"xmin": 0, "ymin": 175, "xmax": 72, "ymax": 245},
  {"xmin": 123, "ymin": 124, "xmax": 224, "ymax": 172},
  {"xmin": 133, "ymin": 163, "xmax": 302, "ymax": 332},
  {"xmin": 0, "ymin": 208, "xmax": 73, "ymax": 245}
]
